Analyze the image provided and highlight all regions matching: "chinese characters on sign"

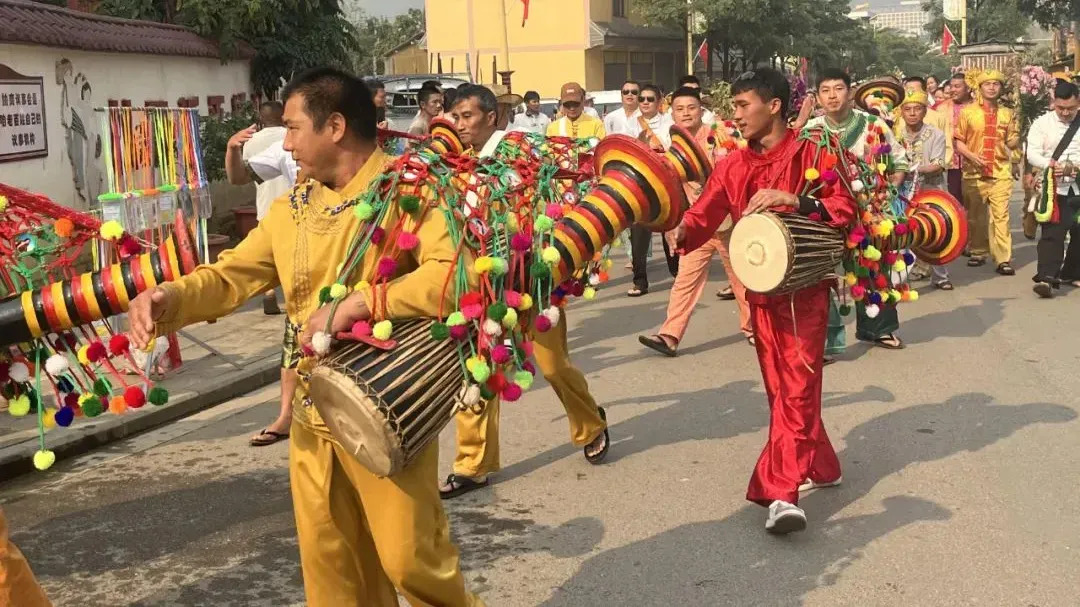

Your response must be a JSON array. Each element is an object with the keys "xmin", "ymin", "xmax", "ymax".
[{"xmin": 0, "ymin": 66, "xmax": 47, "ymax": 163}]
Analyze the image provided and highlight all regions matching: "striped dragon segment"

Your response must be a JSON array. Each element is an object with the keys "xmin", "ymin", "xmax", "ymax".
[
  {"xmin": 0, "ymin": 212, "xmax": 199, "ymax": 347},
  {"xmin": 889, "ymin": 189, "xmax": 969, "ymax": 266}
]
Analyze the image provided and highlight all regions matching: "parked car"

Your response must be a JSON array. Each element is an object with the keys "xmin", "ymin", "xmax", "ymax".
[{"xmin": 371, "ymin": 74, "xmax": 472, "ymax": 131}]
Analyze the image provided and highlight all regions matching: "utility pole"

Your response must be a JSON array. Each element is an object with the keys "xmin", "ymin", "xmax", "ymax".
[
  {"xmin": 686, "ymin": 0, "xmax": 694, "ymax": 74},
  {"xmin": 497, "ymin": 0, "xmax": 514, "ymax": 91}
]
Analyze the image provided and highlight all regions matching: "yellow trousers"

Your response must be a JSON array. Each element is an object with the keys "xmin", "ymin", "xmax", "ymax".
[
  {"xmin": 453, "ymin": 311, "xmax": 606, "ymax": 477},
  {"xmin": 962, "ymin": 177, "xmax": 1014, "ymax": 265},
  {"xmin": 0, "ymin": 507, "xmax": 51, "ymax": 607},
  {"xmin": 290, "ymin": 422, "xmax": 484, "ymax": 607}
]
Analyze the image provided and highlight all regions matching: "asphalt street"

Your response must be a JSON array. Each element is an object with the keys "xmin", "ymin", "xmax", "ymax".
[{"xmin": 2, "ymin": 202, "xmax": 1079, "ymax": 606}]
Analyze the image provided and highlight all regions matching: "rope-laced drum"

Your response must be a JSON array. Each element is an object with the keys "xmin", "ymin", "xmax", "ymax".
[{"xmin": 728, "ymin": 211, "xmax": 845, "ymax": 295}]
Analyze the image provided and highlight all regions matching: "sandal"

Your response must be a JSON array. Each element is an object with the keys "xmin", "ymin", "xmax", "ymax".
[
  {"xmin": 717, "ymin": 286, "xmax": 736, "ymax": 300},
  {"xmin": 967, "ymin": 257, "xmax": 986, "ymax": 267},
  {"xmin": 439, "ymin": 474, "xmax": 489, "ymax": 499},
  {"xmin": 746, "ymin": 334, "xmax": 756, "ymax": 347},
  {"xmin": 932, "ymin": 280, "xmax": 954, "ymax": 291},
  {"xmin": 873, "ymin": 333, "xmax": 905, "ymax": 350},
  {"xmin": 639, "ymin": 334, "xmax": 677, "ymax": 357},
  {"xmin": 996, "ymin": 262, "xmax": 1015, "ymax": 276},
  {"xmin": 823, "ymin": 356, "xmax": 837, "ymax": 366},
  {"xmin": 627, "ymin": 287, "xmax": 648, "ymax": 297},
  {"xmin": 250, "ymin": 428, "xmax": 290, "ymax": 447},
  {"xmin": 584, "ymin": 407, "xmax": 610, "ymax": 465}
]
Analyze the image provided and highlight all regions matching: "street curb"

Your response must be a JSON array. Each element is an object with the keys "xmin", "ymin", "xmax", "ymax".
[{"xmin": 0, "ymin": 358, "xmax": 280, "ymax": 481}]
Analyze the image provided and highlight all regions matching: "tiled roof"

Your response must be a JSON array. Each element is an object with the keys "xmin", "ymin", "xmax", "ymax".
[{"xmin": 0, "ymin": 0, "xmax": 250, "ymax": 59}]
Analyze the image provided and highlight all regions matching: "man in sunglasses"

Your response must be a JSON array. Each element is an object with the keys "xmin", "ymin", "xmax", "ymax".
[
  {"xmin": 546, "ymin": 81, "xmax": 606, "ymax": 140},
  {"xmin": 627, "ymin": 84, "xmax": 677, "ymax": 297},
  {"xmin": 604, "ymin": 79, "xmax": 643, "ymax": 136}
]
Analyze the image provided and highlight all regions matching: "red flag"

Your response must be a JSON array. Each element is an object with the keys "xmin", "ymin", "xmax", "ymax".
[
  {"xmin": 942, "ymin": 24, "xmax": 956, "ymax": 55},
  {"xmin": 695, "ymin": 39, "xmax": 709, "ymax": 60},
  {"xmin": 521, "ymin": 0, "xmax": 530, "ymax": 26}
]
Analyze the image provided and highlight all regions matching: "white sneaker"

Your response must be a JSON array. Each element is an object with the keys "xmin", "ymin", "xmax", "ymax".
[
  {"xmin": 765, "ymin": 500, "xmax": 807, "ymax": 534},
  {"xmin": 798, "ymin": 476, "xmax": 842, "ymax": 492}
]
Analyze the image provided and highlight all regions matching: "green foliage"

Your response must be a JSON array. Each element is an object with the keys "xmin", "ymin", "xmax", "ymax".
[
  {"xmin": 857, "ymin": 29, "xmax": 960, "ymax": 81},
  {"xmin": 1016, "ymin": 0, "xmax": 1080, "ymax": 27},
  {"xmin": 921, "ymin": 0, "xmax": 1029, "ymax": 44},
  {"xmin": 200, "ymin": 104, "xmax": 256, "ymax": 183},
  {"xmin": 343, "ymin": 4, "xmax": 425, "ymax": 76}
]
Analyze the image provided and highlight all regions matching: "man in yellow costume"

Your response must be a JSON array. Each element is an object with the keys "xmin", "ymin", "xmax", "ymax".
[
  {"xmin": 128, "ymin": 68, "xmax": 483, "ymax": 607},
  {"xmin": 0, "ymin": 508, "xmax": 51, "ymax": 607},
  {"xmin": 547, "ymin": 82, "xmax": 607, "ymax": 140},
  {"xmin": 955, "ymin": 70, "xmax": 1021, "ymax": 276},
  {"xmin": 439, "ymin": 84, "xmax": 611, "ymax": 498}
]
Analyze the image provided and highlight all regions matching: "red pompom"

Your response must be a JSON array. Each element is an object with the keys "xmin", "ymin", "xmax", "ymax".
[
  {"xmin": 534, "ymin": 315, "xmax": 552, "ymax": 332},
  {"xmin": 119, "ymin": 235, "xmax": 143, "ymax": 256},
  {"xmin": 370, "ymin": 226, "xmax": 385, "ymax": 245},
  {"xmin": 108, "ymin": 334, "xmax": 130, "ymax": 356},
  {"xmin": 63, "ymin": 392, "xmax": 79, "ymax": 407},
  {"xmin": 124, "ymin": 385, "xmax": 146, "ymax": 409},
  {"xmin": 874, "ymin": 274, "xmax": 888, "ymax": 289},
  {"xmin": 459, "ymin": 292, "xmax": 483, "ymax": 308},
  {"xmin": 486, "ymin": 372, "xmax": 507, "ymax": 393},
  {"xmin": 571, "ymin": 281, "xmax": 585, "ymax": 297},
  {"xmin": 523, "ymin": 360, "xmax": 536, "ymax": 375},
  {"xmin": 0, "ymin": 362, "xmax": 8, "ymax": 383},
  {"xmin": 86, "ymin": 341, "xmax": 107, "ymax": 363}
]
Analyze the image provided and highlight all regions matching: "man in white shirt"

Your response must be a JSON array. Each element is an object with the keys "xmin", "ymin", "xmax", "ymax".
[
  {"xmin": 584, "ymin": 95, "xmax": 600, "ymax": 119},
  {"xmin": 604, "ymin": 79, "xmax": 641, "ymax": 136},
  {"xmin": 509, "ymin": 90, "xmax": 550, "ymax": 134},
  {"xmin": 1026, "ymin": 79, "xmax": 1080, "ymax": 298},
  {"xmin": 627, "ymin": 84, "xmax": 677, "ymax": 296}
]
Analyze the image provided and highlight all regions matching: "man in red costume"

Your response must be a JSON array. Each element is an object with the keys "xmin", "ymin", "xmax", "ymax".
[{"xmin": 676, "ymin": 68, "xmax": 857, "ymax": 534}]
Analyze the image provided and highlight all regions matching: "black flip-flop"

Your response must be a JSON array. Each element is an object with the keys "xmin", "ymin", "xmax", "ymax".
[
  {"xmin": 967, "ymin": 257, "xmax": 986, "ymax": 267},
  {"xmin": 717, "ymin": 287, "xmax": 736, "ymax": 300},
  {"xmin": 639, "ymin": 334, "xmax": 677, "ymax": 357},
  {"xmin": 585, "ymin": 407, "xmax": 610, "ymax": 465},
  {"xmin": 250, "ymin": 429, "xmax": 289, "ymax": 447},
  {"xmin": 439, "ymin": 474, "xmax": 489, "ymax": 499},
  {"xmin": 873, "ymin": 334, "xmax": 905, "ymax": 350},
  {"xmin": 933, "ymin": 280, "xmax": 954, "ymax": 291}
]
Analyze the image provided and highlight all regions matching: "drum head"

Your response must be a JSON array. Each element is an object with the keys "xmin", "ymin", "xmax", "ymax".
[
  {"xmin": 309, "ymin": 367, "xmax": 403, "ymax": 478},
  {"xmin": 729, "ymin": 213, "xmax": 792, "ymax": 294}
]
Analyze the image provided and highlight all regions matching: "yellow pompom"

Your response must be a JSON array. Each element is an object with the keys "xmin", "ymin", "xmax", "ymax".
[
  {"xmin": 863, "ymin": 245, "xmax": 882, "ymax": 261},
  {"xmin": 353, "ymin": 280, "xmax": 370, "ymax": 292},
  {"xmin": 876, "ymin": 162, "xmax": 887, "ymax": 174},
  {"xmin": 9, "ymin": 395, "xmax": 30, "ymax": 417},
  {"xmin": 372, "ymin": 320, "xmax": 393, "ymax": 340},
  {"xmin": 804, "ymin": 168, "xmax": 820, "ymax": 181},
  {"xmin": 33, "ymin": 449, "xmax": 56, "ymax": 471},
  {"xmin": 465, "ymin": 356, "xmax": 485, "ymax": 373},
  {"xmin": 78, "ymin": 392, "xmax": 95, "ymax": 406},
  {"xmin": 0, "ymin": 194, "xmax": 7, "ymax": 211},
  {"xmin": 541, "ymin": 247, "xmax": 560, "ymax": 265},
  {"xmin": 77, "ymin": 345, "xmax": 90, "ymax": 365},
  {"xmin": 329, "ymin": 283, "xmax": 348, "ymax": 300},
  {"xmin": 892, "ymin": 259, "xmax": 907, "ymax": 272},
  {"xmin": 845, "ymin": 272, "xmax": 857, "ymax": 286},
  {"xmin": 909, "ymin": 290, "xmax": 919, "ymax": 301},
  {"xmin": 889, "ymin": 289, "xmax": 902, "ymax": 301},
  {"xmin": 43, "ymin": 409, "xmax": 56, "ymax": 429},
  {"xmin": 518, "ymin": 293, "xmax": 534, "ymax": 310},
  {"xmin": 474, "ymin": 256, "xmax": 494, "ymax": 273},
  {"xmin": 737, "ymin": 139, "xmax": 748, "ymax": 149},
  {"xmin": 100, "ymin": 220, "xmax": 125, "ymax": 241},
  {"xmin": 583, "ymin": 287, "xmax": 597, "ymax": 300},
  {"xmin": 603, "ymin": 259, "xmax": 613, "ymax": 270},
  {"xmin": 506, "ymin": 215, "xmax": 520, "ymax": 232},
  {"xmin": 878, "ymin": 219, "xmax": 894, "ymax": 236}
]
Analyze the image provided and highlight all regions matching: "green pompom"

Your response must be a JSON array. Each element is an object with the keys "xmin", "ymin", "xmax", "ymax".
[
  {"xmin": 855, "ymin": 266, "xmax": 870, "ymax": 278},
  {"xmin": 93, "ymin": 377, "xmax": 112, "ymax": 397},
  {"xmin": 839, "ymin": 304, "xmax": 852, "ymax": 316},
  {"xmin": 430, "ymin": 322, "xmax": 450, "ymax": 340},
  {"xmin": 530, "ymin": 260, "xmax": 550, "ymax": 279},
  {"xmin": 353, "ymin": 202, "xmax": 375, "ymax": 221},
  {"xmin": 148, "ymin": 387, "xmax": 169, "ymax": 406},
  {"xmin": 486, "ymin": 302, "xmax": 508, "ymax": 322},
  {"xmin": 534, "ymin": 215, "xmax": 554, "ymax": 233},
  {"xmin": 479, "ymin": 386, "xmax": 496, "ymax": 401},
  {"xmin": 399, "ymin": 195, "xmax": 421, "ymax": 213},
  {"xmin": 318, "ymin": 286, "xmax": 332, "ymax": 304},
  {"xmin": 82, "ymin": 397, "xmax": 104, "ymax": 418}
]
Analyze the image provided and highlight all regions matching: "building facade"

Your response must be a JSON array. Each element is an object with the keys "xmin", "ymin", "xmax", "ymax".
[
  {"xmin": 424, "ymin": 0, "xmax": 684, "ymax": 97},
  {"xmin": 0, "ymin": 0, "xmax": 251, "ymax": 209}
]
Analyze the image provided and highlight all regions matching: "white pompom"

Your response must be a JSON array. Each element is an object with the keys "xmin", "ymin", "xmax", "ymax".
[
  {"xmin": 8, "ymin": 362, "xmax": 30, "ymax": 383},
  {"xmin": 589, "ymin": 274, "xmax": 601, "ymax": 286},
  {"xmin": 311, "ymin": 331, "xmax": 332, "ymax": 355},
  {"xmin": 45, "ymin": 354, "xmax": 69, "ymax": 376},
  {"xmin": 463, "ymin": 384, "xmax": 481, "ymax": 406},
  {"xmin": 543, "ymin": 306, "xmax": 561, "ymax": 325},
  {"xmin": 850, "ymin": 179, "xmax": 865, "ymax": 193},
  {"xmin": 482, "ymin": 318, "xmax": 503, "ymax": 337},
  {"xmin": 865, "ymin": 304, "xmax": 880, "ymax": 319}
]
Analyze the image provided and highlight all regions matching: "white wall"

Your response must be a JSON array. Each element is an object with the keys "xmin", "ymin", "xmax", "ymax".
[{"xmin": 0, "ymin": 43, "xmax": 250, "ymax": 210}]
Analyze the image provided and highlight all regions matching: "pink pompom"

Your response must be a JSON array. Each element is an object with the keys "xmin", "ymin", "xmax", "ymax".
[
  {"xmin": 491, "ymin": 345, "xmax": 512, "ymax": 364},
  {"xmin": 523, "ymin": 361, "xmax": 536, "ymax": 375},
  {"xmin": 545, "ymin": 203, "xmax": 563, "ymax": 219},
  {"xmin": 108, "ymin": 334, "xmax": 130, "ymax": 356},
  {"xmin": 124, "ymin": 385, "xmax": 146, "ymax": 409},
  {"xmin": 520, "ymin": 341, "xmax": 534, "ymax": 357},
  {"xmin": 883, "ymin": 251, "xmax": 897, "ymax": 265},
  {"xmin": 462, "ymin": 303, "xmax": 483, "ymax": 319},
  {"xmin": 397, "ymin": 232, "xmax": 420, "ymax": 250},
  {"xmin": 370, "ymin": 226, "xmax": 385, "ymax": 245},
  {"xmin": 822, "ymin": 169, "xmax": 839, "ymax": 184},
  {"xmin": 449, "ymin": 325, "xmax": 469, "ymax": 340},
  {"xmin": 510, "ymin": 233, "xmax": 532, "ymax": 252},
  {"xmin": 351, "ymin": 321, "xmax": 372, "ymax": 337},
  {"xmin": 502, "ymin": 383, "xmax": 523, "ymax": 402},
  {"xmin": 377, "ymin": 256, "xmax": 398, "ymax": 279},
  {"xmin": 534, "ymin": 315, "xmax": 552, "ymax": 332},
  {"xmin": 504, "ymin": 290, "xmax": 522, "ymax": 308},
  {"xmin": 894, "ymin": 223, "xmax": 908, "ymax": 235},
  {"xmin": 851, "ymin": 285, "xmax": 866, "ymax": 299}
]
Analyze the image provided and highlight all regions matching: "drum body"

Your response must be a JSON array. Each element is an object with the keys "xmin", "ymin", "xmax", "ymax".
[
  {"xmin": 729, "ymin": 212, "xmax": 845, "ymax": 295},
  {"xmin": 308, "ymin": 319, "xmax": 466, "ymax": 477}
]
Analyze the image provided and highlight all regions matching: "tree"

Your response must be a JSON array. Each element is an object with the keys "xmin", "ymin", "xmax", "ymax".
[
  {"xmin": 921, "ymin": 0, "xmax": 1029, "ymax": 44},
  {"xmin": 342, "ymin": 3, "xmax": 425, "ymax": 76},
  {"xmin": 1016, "ymin": 0, "xmax": 1080, "ymax": 26},
  {"xmin": 857, "ymin": 29, "xmax": 960, "ymax": 79}
]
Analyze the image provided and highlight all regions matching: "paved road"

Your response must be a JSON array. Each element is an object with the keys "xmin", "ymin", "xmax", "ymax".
[{"xmin": 3, "ymin": 208, "xmax": 1079, "ymax": 606}]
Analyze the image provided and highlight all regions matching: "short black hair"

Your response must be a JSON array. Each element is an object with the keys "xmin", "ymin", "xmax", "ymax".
[
  {"xmin": 733, "ymin": 68, "xmax": 791, "ymax": 116},
  {"xmin": 671, "ymin": 86, "xmax": 702, "ymax": 104},
  {"xmin": 903, "ymin": 75, "xmax": 927, "ymax": 89},
  {"xmin": 949, "ymin": 72, "xmax": 967, "ymax": 83},
  {"xmin": 418, "ymin": 86, "xmax": 442, "ymax": 105},
  {"xmin": 259, "ymin": 100, "xmax": 283, "ymax": 115},
  {"xmin": 524, "ymin": 90, "xmax": 540, "ymax": 102},
  {"xmin": 453, "ymin": 84, "xmax": 498, "ymax": 115},
  {"xmin": 641, "ymin": 84, "xmax": 662, "ymax": 99},
  {"xmin": 367, "ymin": 79, "xmax": 385, "ymax": 91},
  {"xmin": 623, "ymin": 79, "xmax": 640, "ymax": 88},
  {"xmin": 282, "ymin": 67, "xmax": 376, "ymax": 141},
  {"xmin": 1055, "ymin": 79, "xmax": 1079, "ymax": 100},
  {"xmin": 442, "ymin": 87, "xmax": 458, "ymax": 109},
  {"xmin": 678, "ymin": 75, "xmax": 701, "ymax": 87},
  {"xmin": 817, "ymin": 67, "xmax": 851, "ymax": 90}
]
